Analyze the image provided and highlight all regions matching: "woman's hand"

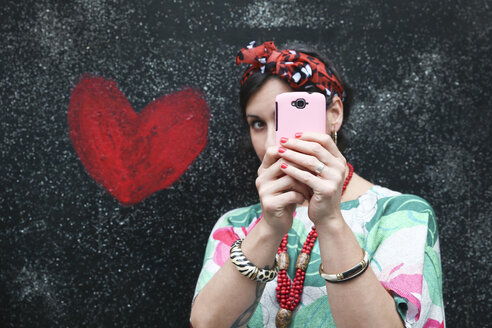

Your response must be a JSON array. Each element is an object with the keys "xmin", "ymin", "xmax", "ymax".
[
  {"xmin": 256, "ymin": 145, "xmax": 312, "ymax": 236},
  {"xmin": 276, "ymin": 132, "xmax": 347, "ymax": 226}
]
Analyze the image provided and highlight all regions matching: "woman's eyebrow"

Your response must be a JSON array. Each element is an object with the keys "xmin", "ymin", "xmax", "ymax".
[{"xmin": 247, "ymin": 112, "xmax": 275, "ymax": 118}]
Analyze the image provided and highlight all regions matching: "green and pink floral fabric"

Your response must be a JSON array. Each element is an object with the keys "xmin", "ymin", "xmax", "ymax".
[{"xmin": 194, "ymin": 186, "xmax": 445, "ymax": 327}]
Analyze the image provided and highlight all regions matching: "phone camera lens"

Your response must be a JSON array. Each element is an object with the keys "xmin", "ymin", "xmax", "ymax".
[{"xmin": 294, "ymin": 98, "xmax": 306, "ymax": 109}]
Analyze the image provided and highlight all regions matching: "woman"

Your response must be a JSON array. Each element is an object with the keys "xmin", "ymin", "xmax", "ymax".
[{"xmin": 190, "ymin": 41, "xmax": 445, "ymax": 327}]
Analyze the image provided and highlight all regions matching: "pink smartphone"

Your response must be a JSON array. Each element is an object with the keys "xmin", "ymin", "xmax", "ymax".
[{"xmin": 275, "ymin": 92, "xmax": 326, "ymax": 145}]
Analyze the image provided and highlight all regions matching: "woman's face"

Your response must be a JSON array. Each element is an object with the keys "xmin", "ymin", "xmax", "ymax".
[{"xmin": 245, "ymin": 77, "xmax": 294, "ymax": 161}]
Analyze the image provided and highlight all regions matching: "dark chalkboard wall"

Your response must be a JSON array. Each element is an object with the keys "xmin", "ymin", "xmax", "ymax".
[{"xmin": 1, "ymin": 0, "xmax": 490, "ymax": 327}]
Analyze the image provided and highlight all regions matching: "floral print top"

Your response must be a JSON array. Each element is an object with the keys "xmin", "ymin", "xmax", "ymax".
[{"xmin": 194, "ymin": 186, "xmax": 445, "ymax": 327}]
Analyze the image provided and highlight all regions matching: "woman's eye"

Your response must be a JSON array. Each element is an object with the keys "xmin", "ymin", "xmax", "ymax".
[{"xmin": 250, "ymin": 121, "xmax": 265, "ymax": 130}]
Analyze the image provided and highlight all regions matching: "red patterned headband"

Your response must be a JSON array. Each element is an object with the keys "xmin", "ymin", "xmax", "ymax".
[{"xmin": 236, "ymin": 41, "xmax": 345, "ymax": 102}]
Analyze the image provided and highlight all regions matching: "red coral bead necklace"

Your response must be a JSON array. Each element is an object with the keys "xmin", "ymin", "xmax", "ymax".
[{"xmin": 275, "ymin": 163, "xmax": 354, "ymax": 327}]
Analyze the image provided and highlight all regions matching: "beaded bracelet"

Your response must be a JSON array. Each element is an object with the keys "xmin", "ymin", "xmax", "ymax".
[
  {"xmin": 319, "ymin": 249, "xmax": 370, "ymax": 283},
  {"xmin": 230, "ymin": 239, "xmax": 279, "ymax": 283}
]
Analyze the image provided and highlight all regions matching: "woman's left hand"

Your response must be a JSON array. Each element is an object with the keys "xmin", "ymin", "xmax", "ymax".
[{"xmin": 277, "ymin": 132, "xmax": 347, "ymax": 226}]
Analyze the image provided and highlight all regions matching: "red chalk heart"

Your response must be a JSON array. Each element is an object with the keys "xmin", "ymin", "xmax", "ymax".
[{"xmin": 68, "ymin": 75, "xmax": 210, "ymax": 206}]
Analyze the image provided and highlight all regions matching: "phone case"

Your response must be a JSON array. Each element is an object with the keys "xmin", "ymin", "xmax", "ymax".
[{"xmin": 275, "ymin": 92, "xmax": 326, "ymax": 145}]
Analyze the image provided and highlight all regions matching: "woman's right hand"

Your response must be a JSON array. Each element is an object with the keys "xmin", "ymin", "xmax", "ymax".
[{"xmin": 255, "ymin": 145, "xmax": 311, "ymax": 236}]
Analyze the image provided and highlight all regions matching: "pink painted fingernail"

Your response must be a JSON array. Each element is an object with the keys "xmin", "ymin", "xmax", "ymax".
[
  {"xmin": 281, "ymin": 163, "xmax": 288, "ymax": 169},
  {"xmin": 295, "ymin": 132, "xmax": 302, "ymax": 138},
  {"xmin": 278, "ymin": 147, "xmax": 286, "ymax": 154},
  {"xmin": 280, "ymin": 137, "xmax": 288, "ymax": 143}
]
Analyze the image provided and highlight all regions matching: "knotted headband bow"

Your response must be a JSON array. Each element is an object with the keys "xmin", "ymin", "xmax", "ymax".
[{"xmin": 236, "ymin": 41, "xmax": 345, "ymax": 102}]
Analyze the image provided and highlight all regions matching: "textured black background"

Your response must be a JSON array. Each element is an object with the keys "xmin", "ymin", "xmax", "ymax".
[{"xmin": 1, "ymin": 0, "xmax": 491, "ymax": 327}]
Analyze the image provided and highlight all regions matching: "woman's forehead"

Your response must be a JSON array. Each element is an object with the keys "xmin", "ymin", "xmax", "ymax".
[{"xmin": 246, "ymin": 78, "xmax": 292, "ymax": 115}]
